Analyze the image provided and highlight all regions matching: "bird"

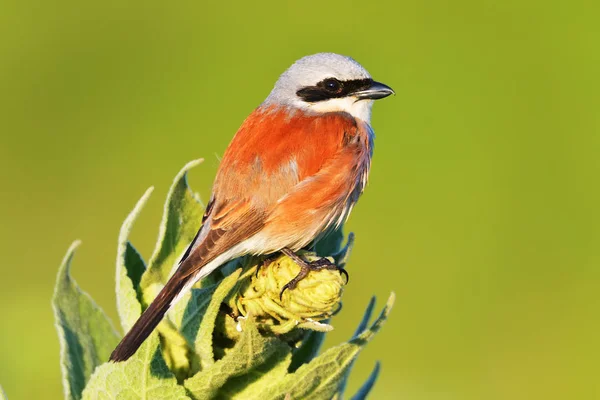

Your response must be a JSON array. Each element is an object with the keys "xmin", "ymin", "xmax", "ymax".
[{"xmin": 109, "ymin": 52, "xmax": 394, "ymax": 362}]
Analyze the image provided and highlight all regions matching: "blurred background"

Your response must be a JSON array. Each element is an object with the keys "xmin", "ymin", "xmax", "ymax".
[{"xmin": 1, "ymin": 0, "xmax": 599, "ymax": 398}]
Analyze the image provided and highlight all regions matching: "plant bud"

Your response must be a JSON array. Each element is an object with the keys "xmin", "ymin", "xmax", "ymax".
[{"xmin": 234, "ymin": 252, "xmax": 346, "ymax": 334}]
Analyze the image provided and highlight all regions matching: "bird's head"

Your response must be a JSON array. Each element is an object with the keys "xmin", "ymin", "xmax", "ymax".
[{"xmin": 264, "ymin": 53, "xmax": 394, "ymax": 123}]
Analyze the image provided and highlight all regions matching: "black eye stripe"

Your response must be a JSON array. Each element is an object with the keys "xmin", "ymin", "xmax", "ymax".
[{"xmin": 296, "ymin": 78, "xmax": 373, "ymax": 102}]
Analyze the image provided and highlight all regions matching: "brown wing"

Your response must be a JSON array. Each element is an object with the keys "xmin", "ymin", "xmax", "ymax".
[{"xmin": 177, "ymin": 198, "xmax": 267, "ymax": 277}]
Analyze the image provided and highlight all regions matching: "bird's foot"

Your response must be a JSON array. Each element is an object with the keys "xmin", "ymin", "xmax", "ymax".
[{"xmin": 279, "ymin": 248, "xmax": 349, "ymax": 300}]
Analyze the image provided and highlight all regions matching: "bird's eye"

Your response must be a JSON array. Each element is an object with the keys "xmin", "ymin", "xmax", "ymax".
[{"xmin": 323, "ymin": 78, "xmax": 342, "ymax": 93}]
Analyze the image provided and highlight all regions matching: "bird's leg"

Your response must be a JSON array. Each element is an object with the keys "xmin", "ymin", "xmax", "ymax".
[{"xmin": 279, "ymin": 248, "xmax": 349, "ymax": 299}]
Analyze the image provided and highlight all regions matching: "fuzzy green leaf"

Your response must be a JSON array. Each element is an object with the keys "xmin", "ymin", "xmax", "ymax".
[
  {"xmin": 289, "ymin": 329, "xmax": 326, "ymax": 372},
  {"xmin": 116, "ymin": 188, "xmax": 153, "ymax": 332},
  {"xmin": 53, "ymin": 241, "xmax": 121, "ymax": 400},
  {"xmin": 194, "ymin": 268, "xmax": 242, "ymax": 370},
  {"xmin": 140, "ymin": 159, "xmax": 205, "ymax": 305},
  {"xmin": 0, "ymin": 384, "xmax": 7, "ymax": 400},
  {"xmin": 218, "ymin": 346, "xmax": 292, "ymax": 400},
  {"xmin": 161, "ymin": 283, "xmax": 218, "ymax": 378},
  {"xmin": 167, "ymin": 258, "xmax": 245, "ymax": 339},
  {"xmin": 184, "ymin": 318, "xmax": 290, "ymax": 400},
  {"xmin": 170, "ymin": 285, "xmax": 217, "ymax": 345},
  {"xmin": 82, "ymin": 333, "xmax": 190, "ymax": 400},
  {"xmin": 263, "ymin": 292, "xmax": 395, "ymax": 400},
  {"xmin": 350, "ymin": 362, "xmax": 380, "ymax": 400}
]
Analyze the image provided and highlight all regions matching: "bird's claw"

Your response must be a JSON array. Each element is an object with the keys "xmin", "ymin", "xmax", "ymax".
[{"xmin": 279, "ymin": 254, "xmax": 349, "ymax": 300}]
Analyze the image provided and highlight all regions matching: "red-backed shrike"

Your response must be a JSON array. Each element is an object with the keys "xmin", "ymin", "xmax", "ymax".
[{"xmin": 110, "ymin": 53, "xmax": 393, "ymax": 361}]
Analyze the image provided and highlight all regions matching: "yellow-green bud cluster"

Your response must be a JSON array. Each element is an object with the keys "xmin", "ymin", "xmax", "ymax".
[{"xmin": 234, "ymin": 252, "xmax": 346, "ymax": 334}]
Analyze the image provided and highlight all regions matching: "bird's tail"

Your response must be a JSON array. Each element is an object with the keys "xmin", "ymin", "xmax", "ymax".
[{"xmin": 109, "ymin": 268, "xmax": 191, "ymax": 362}]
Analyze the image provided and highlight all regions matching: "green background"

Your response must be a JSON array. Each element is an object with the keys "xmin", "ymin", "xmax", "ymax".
[{"xmin": 1, "ymin": 0, "xmax": 598, "ymax": 398}]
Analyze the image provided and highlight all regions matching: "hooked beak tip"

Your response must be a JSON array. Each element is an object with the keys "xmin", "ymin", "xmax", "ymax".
[{"xmin": 355, "ymin": 81, "xmax": 395, "ymax": 100}]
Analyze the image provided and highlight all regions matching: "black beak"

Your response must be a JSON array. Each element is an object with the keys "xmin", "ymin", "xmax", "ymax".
[{"xmin": 354, "ymin": 81, "xmax": 395, "ymax": 100}]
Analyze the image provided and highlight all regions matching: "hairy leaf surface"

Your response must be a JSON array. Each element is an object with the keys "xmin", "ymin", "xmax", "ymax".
[
  {"xmin": 184, "ymin": 318, "xmax": 289, "ymax": 400},
  {"xmin": 53, "ymin": 241, "xmax": 120, "ymax": 400},
  {"xmin": 82, "ymin": 333, "xmax": 190, "ymax": 400}
]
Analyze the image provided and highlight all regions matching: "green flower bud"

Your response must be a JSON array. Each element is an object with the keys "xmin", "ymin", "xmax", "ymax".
[{"xmin": 234, "ymin": 252, "xmax": 346, "ymax": 335}]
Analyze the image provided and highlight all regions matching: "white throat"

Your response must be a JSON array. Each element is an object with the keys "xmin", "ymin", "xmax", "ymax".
[
  {"xmin": 304, "ymin": 97, "xmax": 374, "ymax": 123},
  {"xmin": 264, "ymin": 96, "xmax": 374, "ymax": 124}
]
